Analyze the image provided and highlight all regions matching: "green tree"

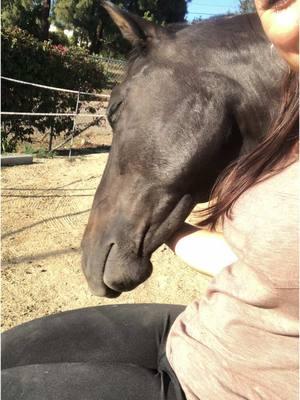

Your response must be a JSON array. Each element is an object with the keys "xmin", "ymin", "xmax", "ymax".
[
  {"xmin": 1, "ymin": 27, "xmax": 107, "ymax": 152},
  {"xmin": 53, "ymin": 0, "xmax": 190, "ymax": 55},
  {"xmin": 40, "ymin": 0, "xmax": 51, "ymax": 40},
  {"xmin": 239, "ymin": 0, "xmax": 256, "ymax": 13},
  {"xmin": 2, "ymin": 0, "xmax": 52, "ymax": 40}
]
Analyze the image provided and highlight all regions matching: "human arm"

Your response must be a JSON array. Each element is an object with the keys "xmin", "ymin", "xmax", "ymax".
[{"xmin": 166, "ymin": 223, "xmax": 238, "ymax": 277}]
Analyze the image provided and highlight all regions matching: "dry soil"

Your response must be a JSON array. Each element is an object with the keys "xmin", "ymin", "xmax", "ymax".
[{"xmin": 2, "ymin": 133, "xmax": 211, "ymax": 332}]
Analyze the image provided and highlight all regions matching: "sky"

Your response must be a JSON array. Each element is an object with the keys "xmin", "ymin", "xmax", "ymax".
[{"xmin": 187, "ymin": 0, "xmax": 241, "ymax": 22}]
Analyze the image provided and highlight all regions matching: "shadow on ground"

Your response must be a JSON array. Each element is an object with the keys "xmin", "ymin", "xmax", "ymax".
[{"xmin": 56, "ymin": 145, "xmax": 111, "ymax": 156}]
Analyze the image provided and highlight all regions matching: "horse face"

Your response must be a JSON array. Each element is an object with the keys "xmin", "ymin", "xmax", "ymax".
[
  {"xmin": 81, "ymin": 2, "xmax": 240, "ymax": 296},
  {"xmin": 82, "ymin": 60, "xmax": 205, "ymax": 297}
]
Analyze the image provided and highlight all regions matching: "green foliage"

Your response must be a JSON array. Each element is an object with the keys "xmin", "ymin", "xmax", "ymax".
[
  {"xmin": 1, "ymin": 27, "xmax": 107, "ymax": 152},
  {"xmin": 49, "ymin": 30, "xmax": 70, "ymax": 46},
  {"xmin": 24, "ymin": 143, "xmax": 35, "ymax": 154},
  {"xmin": 2, "ymin": 0, "xmax": 51, "ymax": 40},
  {"xmin": 53, "ymin": 0, "xmax": 190, "ymax": 55},
  {"xmin": 24, "ymin": 144, "xmax": 56, "ymax": 158},
  {"xmin": 239, "ymin": 0, "xmax": 256, "ymax": 13},
  {"xmin": 2, "ymin": 0, "xmax": 190, "ymax": 56}
]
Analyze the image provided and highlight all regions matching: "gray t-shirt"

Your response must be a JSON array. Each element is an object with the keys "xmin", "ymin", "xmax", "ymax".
[{"xmin": 166, "ymin": 160, "xmax": 299, "ymax": 400}]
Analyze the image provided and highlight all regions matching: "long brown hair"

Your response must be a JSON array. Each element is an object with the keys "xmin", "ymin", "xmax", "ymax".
[{"xmin": 197, "ymin": 70, "xmax": 299, "ymax": 230}]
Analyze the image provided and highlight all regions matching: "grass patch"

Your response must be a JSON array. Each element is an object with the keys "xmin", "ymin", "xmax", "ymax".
[{"xmin": 24, "ymin": 144, "xmax": 56, "ymax": 158}]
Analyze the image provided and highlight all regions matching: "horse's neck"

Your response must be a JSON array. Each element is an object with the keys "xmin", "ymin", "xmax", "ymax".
[{"xmin": 177, "ymin": 15, "xmax": 286, "ymax": 153}]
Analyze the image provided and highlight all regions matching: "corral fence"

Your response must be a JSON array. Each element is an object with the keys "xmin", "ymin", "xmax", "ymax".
[
  {"xmin": 1, "ymin": 57, "xmax": 127, "ymax": 156},
  {"xmin": 1, "ymin": 76, "xmax": 111, "ymax": 156},
  {"xmin": 91, "ymin": 56, "xmax": 126, "ymax": 87}
]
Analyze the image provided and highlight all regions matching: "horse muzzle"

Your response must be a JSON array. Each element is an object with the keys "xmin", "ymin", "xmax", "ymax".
[
  {"xmin": 81, "ymin": 238, "xmax": 153, "ymax": 297},
  {"xmin": 81, "ymin": 193, "xmax": 194, "ymax": 297}
]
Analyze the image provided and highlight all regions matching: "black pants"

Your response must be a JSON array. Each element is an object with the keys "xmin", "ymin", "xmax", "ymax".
[{"xmin": 2, "ymin": 304, "xmax": 186, "ymax": 400}]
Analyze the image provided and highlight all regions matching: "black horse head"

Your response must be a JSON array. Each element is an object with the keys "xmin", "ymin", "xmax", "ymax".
[{"xmin": 81, "ymin": 1, "xmax": 285, "ymax": 297}]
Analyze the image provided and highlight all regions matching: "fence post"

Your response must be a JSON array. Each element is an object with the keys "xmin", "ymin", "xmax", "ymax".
[
  {"xmin": 68, "ymin": 91, "xmax": 80, "ymax": 158},
  {"xmin": 49, "ymin": 122, "xmax": 54, "ymax": 151}
]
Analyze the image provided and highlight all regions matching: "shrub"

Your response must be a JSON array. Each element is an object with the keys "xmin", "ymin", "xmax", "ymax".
[
  {"xmin": 49, "ymin": 30, "xmax": 70, "ymax": 47},
  {"xmin": 1, "ymin": 27, "xmax": 107, "ymax": 152}
]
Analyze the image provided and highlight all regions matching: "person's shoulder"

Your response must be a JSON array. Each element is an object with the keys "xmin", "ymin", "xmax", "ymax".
[
  {"xmin": 226, "ymin": 158, "xmax": 299, "ymax": 227},
  {"xmin": 268, "ymin": 158, "xmax": 299, "ymax": 193}
]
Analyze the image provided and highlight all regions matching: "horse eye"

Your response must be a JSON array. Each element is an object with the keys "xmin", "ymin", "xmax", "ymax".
[{"xmin": 107, "ymin": 100, "xmax": 123, "ymax": 126}]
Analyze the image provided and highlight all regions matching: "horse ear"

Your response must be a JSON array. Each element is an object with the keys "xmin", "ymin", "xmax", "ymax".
[{"xmin": 101, "ymin": 1, "xmax": 164, "ymax": 46}]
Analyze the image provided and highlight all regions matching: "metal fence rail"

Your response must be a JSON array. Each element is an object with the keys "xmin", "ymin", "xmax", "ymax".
[
  {"xmin": 1, "ymin": 76, "xmax": 111, "ymax": 155},
  {"xmin": 1, "ymin": 76, "xmax": 110, "ymax": 99}
]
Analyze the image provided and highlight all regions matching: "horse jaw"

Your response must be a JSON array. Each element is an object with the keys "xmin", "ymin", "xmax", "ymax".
[{"xmin": 81, "ymin": 194, "xmax": 194, "ymax": 296}]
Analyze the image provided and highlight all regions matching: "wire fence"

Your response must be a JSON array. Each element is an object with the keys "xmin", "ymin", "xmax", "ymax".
[
  {"xmin": 1, "ymin": 56, "xmax": 127, "ymax": 155},
  {"xmin": 1, "ymin": 76, "xmax": 112, "ymax": 156},
  {"xmin": 92, "ymin": 56, "xmax": 127, "ymax": 86}
]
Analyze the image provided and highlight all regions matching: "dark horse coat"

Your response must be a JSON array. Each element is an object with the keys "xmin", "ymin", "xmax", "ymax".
[
  {"xmin": 81, "ymin": 2, "xmax": 286, "ymax": 297},
  {"xmin": 1, "ymin": 4, "xmax": 288, "ymax": 398}
]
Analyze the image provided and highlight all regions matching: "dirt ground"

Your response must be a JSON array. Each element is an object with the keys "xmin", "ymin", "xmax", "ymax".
[{"xmin": 1, "ymin": 130, "xmax": 211, "ymax": 332}]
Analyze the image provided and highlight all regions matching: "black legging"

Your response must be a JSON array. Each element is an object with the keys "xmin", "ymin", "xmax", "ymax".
[{"xmin": 2, "ymin": 304, "xmax": 186, "ymax": 400}]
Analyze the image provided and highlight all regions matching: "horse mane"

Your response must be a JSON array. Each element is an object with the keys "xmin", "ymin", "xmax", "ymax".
[{"xmin": 126, "ymin": 13, "xmax": 263, "ymax": 70}]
